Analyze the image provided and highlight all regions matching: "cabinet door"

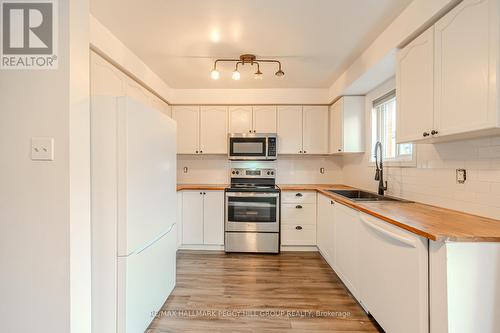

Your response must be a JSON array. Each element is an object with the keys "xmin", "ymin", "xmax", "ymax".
[
  {"xmin": 434, "ymin": 0, "xmax": 495, "ymax": 137},
  {"xmin": 303, "ymin": 106, "xmax": 329, "ymax": 154},
  {"xmin": 334, "ymin": 203, "xmax": 361, "ymax": 300},
  {"xmin": 277, "ymin": 106, "xmax": 303, "ymax": 154},
  {"xmin": 317, "ymin": 194, "xmax": 335, "ymax": 266},
  {"xmin": 200, "ymin": 106, "xmax": 227, "ymax": 154},
  {"xmin": 181, "ymin": 191, "xmax": 204, "ymax": 244},
  {"xmin": 396, "ymin": 26, "xmax": 434, "ymax": 143},
  {"xmin": 172, "ymin": 106, "xmax": 199, "ymax": 154},
  {"xmin": 229, "ymin": 106, "xmax": 253, "ymax": 133},
  {"xmin": 202, "ymin": 191, "xmax": 224, "ymax": 245},
  {"xmin": 253, "ymin": 106, "xmax": 277, "ymax": 133},
  {"xmin": 329, "ymin": 100, "xmax": 343, "ymax": 154},
  {"xmin": 359, "ymin": 213, "xmax": 428, "ymax": 333}
]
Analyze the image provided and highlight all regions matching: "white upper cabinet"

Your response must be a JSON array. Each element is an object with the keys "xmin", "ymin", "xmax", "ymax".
[
  {"xmin": 396, "ymin": 0, "xmax": 500, "ymax": 143},
  {"xmin": 253, "ymin": 106, "xmax": 277, "ymax": 133},
  {"xmin": 278, "ymin": 105, "xmax": 329, "ymax": 155},
  {"xmin": 434, "ymin": 0, "xmax": 497, "ymax": 137},
  {"xmin": 229, "ymin": 106, "xmax": 253, "ymax": 133},
  {"xmin": 173, "ymin": 106, "xmax": 228, "ymax": 154},
  {"xmin": 329, "ymin": 97, "xmax": 365, "ymax": 154},
  {"xmin": 396, "ymin": 26, "xmax": 435, "ymax": 143},
  {"xmin": 303, "ymin": 106, "xmax": 329, "ymax": 154},
  {"xmin": 172, "ymin": 106, "xmax": 200, "ymax": 154},
  {"xmin": 229, "ymin": 106, "xmax": 277, "ymax": 133},
  {"xmin": 277, "ymin": 106, "xmax": 304, "ymax": 154},
  {"xmin": 200, "ymin": 106, "xmax": 228, "ymax": 154}
]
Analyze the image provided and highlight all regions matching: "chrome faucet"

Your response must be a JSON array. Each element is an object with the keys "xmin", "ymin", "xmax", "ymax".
[{"xmin": 374, "ymin": 141, "xmax": 388, "ymax": 196}]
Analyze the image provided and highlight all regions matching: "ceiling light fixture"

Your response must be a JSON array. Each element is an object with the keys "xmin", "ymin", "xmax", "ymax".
[{"xmin": 210, "ymin": 54, "xmax": 284, "ymax": 80}]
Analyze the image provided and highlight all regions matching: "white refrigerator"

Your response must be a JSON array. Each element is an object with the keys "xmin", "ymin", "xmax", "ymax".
[{"xmin": 91, "ymin": 96, "xmax": 177, "ymax": 333}]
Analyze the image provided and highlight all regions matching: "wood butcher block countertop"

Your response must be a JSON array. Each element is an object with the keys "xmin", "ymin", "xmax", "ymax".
[{"xmin": 177, "ymin": 183, "xmax": 500, "ymax": 242}]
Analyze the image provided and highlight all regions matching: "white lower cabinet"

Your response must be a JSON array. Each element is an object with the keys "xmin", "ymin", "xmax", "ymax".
[
  {"xmin": 180, "ymin": 190, "xmax": 224, "ymax": 246},
  {"xmin": 334, "ymin": 202, "xmax": 362, "ymax": 301},
  {"xmin": 281, "ymin": 191, "xmax": 317, "ymax": 246},
  {"xmin": 359, "ymin": 213, "xmax": 429, "ymax": 333},
  {"xmin": 316, "ymin": 194, "xmax": 335, "ymax": 267},
  {"xmin": 316, "ymin": 194, "xmax": 429, "ymax": 333}
]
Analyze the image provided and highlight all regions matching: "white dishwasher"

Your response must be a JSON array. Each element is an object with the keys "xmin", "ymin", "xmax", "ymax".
[{"xmin": 359, "ymin": 212, "xmax": 429, "ymax": 333}]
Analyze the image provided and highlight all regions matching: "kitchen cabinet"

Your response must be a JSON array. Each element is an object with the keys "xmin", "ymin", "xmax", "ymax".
[
  {"xmin": 316, "ymin": 194, "xmax": 336, "ymax": 268},
  {"xmin": 397, "ymin": 0, "xmax": 500, "ymax": 143},
  {"xmin": 359, "ymin": 213, "xmax": 428, "ymax": 333},
  {"xmin": 253, "ymin": 106, "xmax": 277, "ymax": 133},
  {"xmin": 229, "ymin": 106, "xmax": 277, "ymax": 133},
  {"xmin": 334, "ymin": 202, "xmax": 362, "ymax": 301},
  {"xmin": 303, "ymin": 106, "xmax": 329, "ymax": 154},
  {"xmin": 277, "ymin": 105, "xmax": 329, "ymax": 155},
  {"xmin": 200, "ymin": 106, "xmax": 228, "ymax": 154},
  {"xmin": 173, "ymin": 106, "xmax": 228, "ymax": 154},
  {"xmin": 181, "ymin": 190, "xmax": 224, "ymax": 245},
  {"xmin": 396, "ymin": 26, "xmax": 434, "ymax": 143},
  {"xmin": 281, "ymin": 191, "xmax": 316, "ymax": 246},
  {"xmin": 329, "ymin": 97, "xmax": 365, "ymax": 154}
]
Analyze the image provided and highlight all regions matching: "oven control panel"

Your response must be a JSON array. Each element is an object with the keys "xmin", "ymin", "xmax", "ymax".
[{"xmin": 230, "ymin": 168, "xmax": 276, "ymax": 178}]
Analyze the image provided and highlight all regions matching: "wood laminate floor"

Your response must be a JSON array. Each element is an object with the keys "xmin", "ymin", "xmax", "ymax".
[{"xmin": 147, "ymin": 251, "xmax": 382, "ymax": 333}]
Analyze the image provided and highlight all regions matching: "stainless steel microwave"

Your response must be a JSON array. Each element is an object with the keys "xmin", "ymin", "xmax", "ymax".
[{"xmin": 228, "ymin": 133, "xmax": 278, "ymax": 160}]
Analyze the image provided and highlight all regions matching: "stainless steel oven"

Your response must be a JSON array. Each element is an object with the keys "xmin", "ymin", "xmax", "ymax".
[
  {"xmin": 225, "ymin": 192, "xmax": 280, "ymax": 233},
  {"xmin": 224, "ymin": 168, "xmax": 280, "ymax": 253},
  {"xmin": 228, "ymin": 133, "xmax": 277, "ymax": 161}
]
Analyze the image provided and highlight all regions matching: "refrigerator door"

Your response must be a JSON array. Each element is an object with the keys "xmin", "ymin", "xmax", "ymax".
[
  {"xmin": 117, "ymin": 97, "xmax": 177, "ymax": 256},
  {"xmin": 117, "ymin": 224, "xmax": 177, "ymax": 333}
]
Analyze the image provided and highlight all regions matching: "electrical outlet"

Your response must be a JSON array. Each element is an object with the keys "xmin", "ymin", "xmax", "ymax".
[
  {"xmin": 183, "ymin": 167, "xmax": 189, "ymax": 173},
  {"xmin": 31, "ymin": 137, "xmax": 54, "ymax": 161},
  {"xmin": 456, "ymin": 169, "xmax": 466, "ymax": 184},
  {"xmin": 320, "ymin": 167, "xmax": 325, "ymax": 174}
]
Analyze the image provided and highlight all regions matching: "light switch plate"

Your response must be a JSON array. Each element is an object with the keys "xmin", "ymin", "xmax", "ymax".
[{"xmin": 31, "ymin": 137, "xmax": 54, "ymax": 161}]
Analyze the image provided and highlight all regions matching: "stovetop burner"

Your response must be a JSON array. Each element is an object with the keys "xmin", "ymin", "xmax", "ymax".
[{"xmin": 226, "ymin": 167, "xmax": 279, "ymax": 193}]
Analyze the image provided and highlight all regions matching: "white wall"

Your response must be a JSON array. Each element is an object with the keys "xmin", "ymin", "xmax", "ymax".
[
  {"xmin": 342, "ymin": 78, "xmax": 500, "ymax": 220},
  {"xmin": 0, "ymin": 0, "xmax": 90, "ymax": 332},
  {"xmin": 177, "ymin": 155, "xmax": 343, "ymax": 185}
]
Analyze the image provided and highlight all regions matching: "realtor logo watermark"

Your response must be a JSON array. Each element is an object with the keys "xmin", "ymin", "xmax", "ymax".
[{"xmin": 1, "ymin": 0, "xmax": 58, "ymax": 69}]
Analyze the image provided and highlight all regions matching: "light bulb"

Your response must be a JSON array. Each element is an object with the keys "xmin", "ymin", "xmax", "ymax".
[
  {"xmin": 210, "ymin": 69, "xmax": 220, "ymax": 80},
  {"xmin": 232, "ymin": 70, "xmax": 241, "ymax": 80},
  {"xmin": 254, "ymin": 71, "xmax": 263, "ymax": 80},
  {"xmin": 275, "ymin": 69, "xmax": 285, "ymax": 77}
]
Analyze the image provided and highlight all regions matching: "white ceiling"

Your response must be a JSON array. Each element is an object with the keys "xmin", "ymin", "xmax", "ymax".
[{"xmin": 90, "ymin": 0, "xmax": 413, "ymax": 89}]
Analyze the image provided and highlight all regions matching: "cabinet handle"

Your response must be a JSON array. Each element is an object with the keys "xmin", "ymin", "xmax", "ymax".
[
  {"xmin": 249, "ymin": 130, "xmax": 252, "ymax": 133},
  {"xmin": 299, "ymin": 150, "xmax": 302, "ymax": 154},
  {"xmin": 295, "ymin": 205, "xmax": 303, "ymax": 209},
  {"xmin": 295, "ymin": 193, "xmax": 303, "ymax": 197},
  {"xmin": 295, "ymin": 226, "xmax": 303, "ymax": 230},
  {"xmin": 253, "ymin": 130, "xmax": 256, "ymax": 133},
  {"xmin": 199, "ymin": 192, "xmax": 202, "ymax": 195},
  {"xmin": 203, "ymin": 192, "xmax": 206, "ymax": 195},
  {"xmin": 330, "ymin": 200, "xmax": 335, "ymax": 205},
  {"xmin": 337, "ymin": 148, "xmax": 342, "ymax": 152},
  {"xmin": 195, "ymin": 150, "xmax": 199, "ymax": 154},
  {"xmin": 423, "ymin": 132, "xmax": 430, "ymax": 137},
  {"xmin": 431, "ymin": 130, "xmax": 439, "ymax": 135},
  {"xmin": 303, "ymin": 150, "xmax": 307, "ymax": 154}
]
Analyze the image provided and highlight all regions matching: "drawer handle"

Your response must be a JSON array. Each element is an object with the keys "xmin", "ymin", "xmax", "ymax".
[
  {"xmin": 295, "ymin": 193, "xmax": 303, "ymax": 197},
  {"xmin": 295, "ymin": 205, "xmax": 303, "ymax": 209},
  {"xmin": 295, "ymin": 226, "xmax": 303, "ymax": 230},
  {"xmin": 330, "ymin": 201, "xmax": 335, "ymax": 205}
]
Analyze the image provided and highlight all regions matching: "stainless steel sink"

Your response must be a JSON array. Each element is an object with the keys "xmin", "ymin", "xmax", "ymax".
[{"xmin": 327, "ymin": 189, "xmax": 412, "ymax": 203}]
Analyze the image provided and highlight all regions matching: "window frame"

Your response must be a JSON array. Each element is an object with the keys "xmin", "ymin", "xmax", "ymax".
[{"xmin": 370, "ymin": 88, "xmax": 416, "ymax": 168}]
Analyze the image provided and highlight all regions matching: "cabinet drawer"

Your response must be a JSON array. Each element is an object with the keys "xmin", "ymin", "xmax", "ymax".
[
  {"xmin": 281, "ymin": 224, "xmax": 316, "ymax": 246},
  {"xmin": 281, "ymin": 191, "xmax": 316, "ymax": 204},
  {"xmin": 281, "ymin": 203, "xmax": 316, "ymax": 225}
]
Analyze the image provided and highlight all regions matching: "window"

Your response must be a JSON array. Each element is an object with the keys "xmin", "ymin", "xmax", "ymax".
[{"xmin": 371, "ymin": 90, "xmax": 414, "ymax": 165}]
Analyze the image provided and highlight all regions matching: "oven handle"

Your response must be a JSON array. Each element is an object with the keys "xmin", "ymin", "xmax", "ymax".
[{"xmin": 225, "ymin": 192, "xmax": 280, "ymax": 198}]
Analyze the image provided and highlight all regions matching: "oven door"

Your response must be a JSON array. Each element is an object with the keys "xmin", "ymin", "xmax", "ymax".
[
  {"xmin": 228, "ymin": 137, "xmax": 267, "ymax": 160},
  {"xmin": 225, "ymin": 192, "xmax": 280, "ymax": 232}
]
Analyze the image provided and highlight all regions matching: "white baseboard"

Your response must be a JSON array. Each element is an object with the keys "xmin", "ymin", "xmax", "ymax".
[
  {"xmin": 178, "ymin": 244, "xmax": 224, "ymax": 251},
  {"xmin": 280, "ymin": 245, "xmax": 318, "ymax": 252}
]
